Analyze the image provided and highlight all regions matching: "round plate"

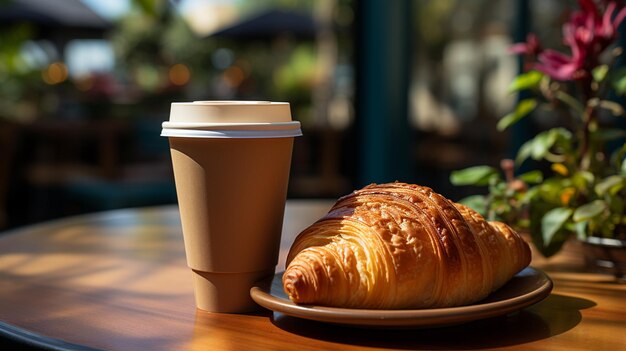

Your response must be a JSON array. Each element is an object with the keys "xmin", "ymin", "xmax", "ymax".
[{"xmin": 250, "ymin": 267, "xmax": 552, "ymax": 328}]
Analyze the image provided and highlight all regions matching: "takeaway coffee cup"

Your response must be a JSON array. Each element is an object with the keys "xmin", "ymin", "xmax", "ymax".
[{"xmin": 161, "ymin": 101, "xmax": 301, "ymax": 313}]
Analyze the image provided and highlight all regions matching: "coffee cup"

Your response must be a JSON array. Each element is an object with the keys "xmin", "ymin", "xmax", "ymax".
[{"xmin": 161, "ymin": 101, "xmax": 301, "ymax": 313}]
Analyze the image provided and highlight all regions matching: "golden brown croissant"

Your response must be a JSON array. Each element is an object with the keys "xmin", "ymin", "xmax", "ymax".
[{"xmin": 283, "ymin": 182, "xmax": 531, "ymax": 309}]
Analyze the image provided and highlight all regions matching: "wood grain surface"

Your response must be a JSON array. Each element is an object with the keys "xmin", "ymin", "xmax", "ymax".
[{"xmin": 0, "ymin": 201, "xmax": 625, "ymax": 351}]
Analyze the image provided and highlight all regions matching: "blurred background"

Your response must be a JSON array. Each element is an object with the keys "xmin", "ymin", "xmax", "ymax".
[{"xmin": 0, "ymin": 0, "xmax": 573, "ymax": 230}]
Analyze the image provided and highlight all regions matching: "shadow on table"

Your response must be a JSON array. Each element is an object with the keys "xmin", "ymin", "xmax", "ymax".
[
  {"xmin": 0, "ymin": 320, "xmax": 102, "ymax": 351},
  {"xmin": 270, "ymin": 294, "xmax": 595, "ymax": 349}
]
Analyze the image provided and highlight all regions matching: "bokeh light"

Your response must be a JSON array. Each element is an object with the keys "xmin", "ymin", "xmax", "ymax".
[
  {"xmin": 211, "ymin": 48, "xmax": 234, "ymax": 70},
  {"xmin": 169, "ymin": 63, "xmax": 191, "ymax": 86},
  {"xmin": 74, "ymin": 76, "xmax": 95, "ymax": 91},
  {"xmin": 41, "ymin": 62, "xmax": 69, "ymax": 85},
  {"xmin": 223, "ymin": 65, "xmax": 245, "ymax": 88}
]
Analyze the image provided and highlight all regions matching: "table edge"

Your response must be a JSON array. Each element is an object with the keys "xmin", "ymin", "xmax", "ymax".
[{"xmin": 0, "ymin": 320, "xmax": 102, "ymax": 351}]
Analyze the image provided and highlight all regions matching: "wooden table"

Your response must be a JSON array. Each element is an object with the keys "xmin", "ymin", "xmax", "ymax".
[{"xmin": 0, "ymin": 201, "xmax": 624, "ymax": 351}]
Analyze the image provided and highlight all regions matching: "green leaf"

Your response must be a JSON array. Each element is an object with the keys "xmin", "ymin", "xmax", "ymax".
[
  {"xmin": 516, "ymin": 128, "xmax": 572, "ymax": 165},
  {"xmin": 592, "ymin": 128, "xmax": 626, "ymax": 142},
  {"xmin": 574, "ymin": 221, "xmax": 588, "ymax": 240},
  {"xmin": 592, "ymin": 64, "xmax": 609, "ymax": 82},
  {"xmin": 517, "ymin": 170, "xmax": 543, "ymax": 184},
  {"xmin": 516, "ymin": 139, "xmax": 534, "ymax": 165},
  {"xmin": 554, "ymin": 91, "xmax": 585, "ymax": 117},
  {"xmin": 598, "ymin": 100, "xmax": 625, "ymax": 116},
  {"xmin": 521, "ymin": 185, "xmax": 541, "ymax": 203},
  {"xmin": 572, "ymin": 171, "xmax": 595, "ymax": 190},
  {"xmin": 542, "ymin": 235, "xmax": 570, "ymax": 257},
  {"xmin": 548, "ymin": 127, "xmax": 573, "ymax": 146},
  {"xmin": 531, "ymin": 131, "xmax": 554, "ymax": 160},
  {"xmin": 612, "ymin": 144, "xmax": 626, "ymax": 173},
  {"xmin": 611, "ymin": 66, "xmax": 626, "ymax": 95},
  {"xmin": 528, "ymin": 201, "xmax": 559, "ymax": 257},
  {"xmin": 608, "ymin": 195, "xmax": 624, "ymax": 218},
  {"xmin": 541, "ymin": 207, "xmax": 572, "ymax": 245},
  {"xmin": 450, "ymin": 166, "xmax": 499, "ymax": 186},
  {"xmin": 595, "ymin": 175, "xmax": 625, "ymax": 196},
  {"xmin": 508, "ymin": 71, "xmax": 544, "ymax": 93},
  {"xmin": 537, "ymin": 178, "xmax": 566, "ymax": 203},
  {"xmin": 458, "ymin": 195, "xmax": 488, "ymax": 216},
  {"xmin": 573, "ymin": 200, "xmax": 607, "ymax": 222},
  {"xmin": 497, "ymin": 99, "xmax": 537, "ymax": 131}
]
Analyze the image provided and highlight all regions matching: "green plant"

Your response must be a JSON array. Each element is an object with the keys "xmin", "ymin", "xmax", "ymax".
[{"xmin": 451, "ymin": 0, "xmax": 626, "ymax": 257}]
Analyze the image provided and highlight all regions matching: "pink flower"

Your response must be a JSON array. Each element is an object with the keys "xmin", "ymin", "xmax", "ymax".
[
  {"xmin": 597, "ymin": 1, "xmax": 626, "ymax": 41},
  {"xmin": 509, "ymin": 33, "xmax": 542, "ymax": 56},
  {"xmin": 570, "ymin": 0, "xmax": 625, "ymax": 52},
  {"xmin": 535, "ymin": 49, "xmax": 584, "ymax": 81},
  {"xmin": 531, "ymin": 0, "xmax": 626, "ymax": 81}
]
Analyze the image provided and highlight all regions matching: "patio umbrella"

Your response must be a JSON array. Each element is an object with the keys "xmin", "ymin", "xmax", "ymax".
[
  {"xmin": 0, "ymin": 0, "xmax": 111, "ymax": 38},
  {"xmin": 209, "ymin": 8, "xmax": 317, "ymax": 40}
]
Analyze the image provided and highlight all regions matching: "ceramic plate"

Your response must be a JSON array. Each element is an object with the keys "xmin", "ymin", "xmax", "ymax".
[{"xmin": 250, "ymin": 267, "xmax": 552, "ymax": 328}]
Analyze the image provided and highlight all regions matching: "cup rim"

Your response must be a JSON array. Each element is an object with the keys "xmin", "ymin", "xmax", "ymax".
[
  {"xmin": 161, "ymin": 121, "xmax": 301, "ymax": 131},
  {"xmin": 172, "ymin": 101, "xmax": 288, "ymax": 106},
  {"xmin": 161, "ymin": 127, "xmax": 302, "ymax": 139}
]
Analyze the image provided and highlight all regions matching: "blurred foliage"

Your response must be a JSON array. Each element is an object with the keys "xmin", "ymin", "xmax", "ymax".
[
  {"xmin": 112, "ymin": 0, "xmax": 212, "ymax": 70},
  {"xmin": 109, "ymin": 0, "xmax": 210, "ymax": 111},
  {"xmin": 0, "ymin": 0, "xmax": 351, "ymax": 126},
  {"xmin": 0, "ymin": 24, "xmax": 45, "ymax": 121},
  {"xmin": 109, "ymin": 0, "xmax": 322, "ymax": 121},
  {"xmin": 273, "ymin": 44, "xmax": 316, "ymax": 100}
]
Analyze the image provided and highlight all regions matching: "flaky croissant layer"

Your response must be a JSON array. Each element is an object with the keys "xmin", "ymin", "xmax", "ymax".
[{"xmin": 283, "ymin": 182, "xmax": 531, "ymax": 309}]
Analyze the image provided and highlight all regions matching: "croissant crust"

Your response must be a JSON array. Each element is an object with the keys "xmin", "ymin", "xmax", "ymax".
[{"xmin": 283, "ymin": 182, "xmax": 531, "ymax": 309}]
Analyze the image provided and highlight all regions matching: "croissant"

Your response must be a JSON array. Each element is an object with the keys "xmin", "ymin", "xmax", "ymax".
[{"xmin": 283, "ymin": 182, "xmax": 531, "ymax": 309}]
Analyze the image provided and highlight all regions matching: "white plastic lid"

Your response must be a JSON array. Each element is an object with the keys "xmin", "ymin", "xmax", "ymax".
[{"xmin": 162, "ymin": 101, "xmax": 302, "ymax": 139}]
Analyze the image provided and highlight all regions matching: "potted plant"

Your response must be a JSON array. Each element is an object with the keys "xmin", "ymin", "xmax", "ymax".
[{"xmin": 450, "ymin": 0, "xmax": 626, "ymax": 277}]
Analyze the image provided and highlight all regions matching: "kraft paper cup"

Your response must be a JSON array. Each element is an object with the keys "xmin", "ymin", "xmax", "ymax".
[{"xmin": 162, "ymin": 101, "xmax": 301, "ymax": 313}]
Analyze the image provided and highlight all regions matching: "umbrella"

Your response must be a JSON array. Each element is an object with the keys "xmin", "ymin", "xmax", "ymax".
[
  {"xmin": 209, "ymin": 8, "xmax": 317, "ymax": 40},
  {"xmin": 0, "ymin": 0, "xmax": 111, "ymax": 38}
]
